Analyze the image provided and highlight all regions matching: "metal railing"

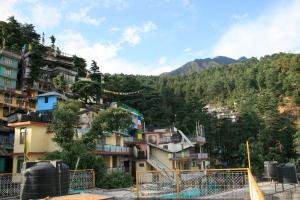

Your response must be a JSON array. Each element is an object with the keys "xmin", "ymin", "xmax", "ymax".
[
  {"xmin": 189, "ymin": 136, "xmax": 206, "ymax": 143},
  {"xmin": 0, "ymin": 169, "xmax": 95, "ymax": 199},
  {"xmin": 124, "ymin": 137, "xmax": 145, "ymax": 143},
  {"xmin": 106, "ymin": 167, "xmax": 125, "ymax": 174},
  {"xmin": 96, "ymin": 144, "xmax": 130, "ymax": 153},
  {"xmin": 136, "ymin": 168, "xmax": 264, "ymax": 199},
  {"xmin": 172, "ymin": 152, "xmax": 209, "ymax": 160}
]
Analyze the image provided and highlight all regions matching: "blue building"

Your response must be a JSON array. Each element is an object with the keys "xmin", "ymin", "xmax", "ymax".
[{"xmin": 37, "ymin": 91, "xmax": 67, "ymax": 111}]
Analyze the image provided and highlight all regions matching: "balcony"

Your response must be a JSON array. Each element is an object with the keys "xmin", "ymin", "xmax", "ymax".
[
  {"xmin": 106, "ymin": 167, "xmax": 125, "ymax": 174},
  {"xmin": 124, "ymin": 136, "xmax": 145, "ymax": 144},
  {"xmin": 96, "ymin": 144, "xmax": 130, "ymax": 155},
  {"xmin": 159, "ymin": 137, "xmax": 181, "ymax": 144},
  {"xmin": 0, "ymin": 135, "xmax": 13, "ymax": 149},
  {"xmin": 189, "ymin": 136, "xmax": 206, "ymax": 144},
  {"xmin": 170, "ymin": 152, "xmax": 208, "ymax": 160}
]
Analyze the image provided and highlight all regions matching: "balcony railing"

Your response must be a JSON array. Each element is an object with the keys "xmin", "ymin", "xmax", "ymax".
[
  {"xmin": 189, "ymin": 136, "xmax": 206, "ymax": 143},
  {"xmin": 159, "ymin": 137, "xmax": 181, "ymax": 144},
  {"xmin": 171, "ymin": 152, "xmax": 208, "ymax": 160},
  {"xmin": 124, "ymin": 137, "xmax": 145, "ymax": 143},
  {"xmin": 0, "ymin": 136, "xmax": 13, "ymax": 149},
  {"xmin": 96, "ymin": 144, "xmax": 130, "ymax": 153},
  {"xmin": 106, "ymin": 167, "xmax": 125, "ymax": 174}
]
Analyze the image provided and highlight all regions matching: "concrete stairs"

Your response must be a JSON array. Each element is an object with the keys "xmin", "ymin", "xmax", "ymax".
[{"xmin": 147, "ymin": 157, "xmax": 174, "ymax": 184}]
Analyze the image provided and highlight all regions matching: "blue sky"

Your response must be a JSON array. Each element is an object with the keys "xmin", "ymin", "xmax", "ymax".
[{"xmin": 1, "ymin": 0, "xmax": 300, "ymax": 75}]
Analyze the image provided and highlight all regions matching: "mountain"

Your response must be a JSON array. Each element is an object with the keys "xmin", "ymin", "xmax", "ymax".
[{"xmin": 163, "ymin": 56, "xmax": 245, "ymax": 76}]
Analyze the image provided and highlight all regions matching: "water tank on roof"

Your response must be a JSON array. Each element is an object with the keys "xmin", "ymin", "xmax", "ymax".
[
  {"xmin": 277, "ymin": 163, "xmax": 298, "ymax": 184},
  {"xmin": 264, "ymin": 161, "xmax": 278, "ymax": 179}
]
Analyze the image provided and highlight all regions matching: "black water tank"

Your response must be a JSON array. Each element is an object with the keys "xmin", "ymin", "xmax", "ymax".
[
  {"xmin": 277, "ymin": 163, "xmax": 298, "ymax": 184},
  {"xmin": 21, "ymin": 161, "xmax": 57, "ymax": 200},
  {"xmin": 52, "ymin": 160, "xmax": 70, "ymax": 195},
  {"xmin": 264, "ymin": 161, "xmax": 278, "ymax": 179}
]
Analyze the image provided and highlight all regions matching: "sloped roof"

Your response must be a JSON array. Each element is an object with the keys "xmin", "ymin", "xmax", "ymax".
[{"xmin": 38, "ymin": 91, "xmax": 68, "ymax": 100}]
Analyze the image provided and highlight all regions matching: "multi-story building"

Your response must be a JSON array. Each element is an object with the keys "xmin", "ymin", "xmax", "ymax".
[
  {"xmin": 8, "ymin": 121, "xmax": 59, "ymax": 174},
  {"xmin": 0, "ymin": 90, "xmax": 37, "ymax": 122},
  {"xmin": 0, "ymin": 49, "xmax": 21, "ymax": 90},
  {"xmin": 127, "ymin": 127, "xmax": 208, "ymax": 176},
  {"xmin": 0, "ymin": 125, "xmax": 14, "ymax": 173},
  {"xmin": 96, "ymin": 132, "xmax": 131, "ymax": 174},
  {"xmin": 21, "ymin": 46, "xmax": 77, "ymax": 93}
]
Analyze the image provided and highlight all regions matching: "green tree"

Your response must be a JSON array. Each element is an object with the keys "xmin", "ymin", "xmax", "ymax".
[
  {"xmin": 89, "ymin": 107, "xmax": 132, "ymax": 137},
  {"xmin": 28, "ymin": 41, "xmax": 46, "ymax": 86},
  {"xmin": 71, "ymin": 80, "xmax": 102, "ymax": 104},
  {"xmin": 73, "ymin": 55, "xmax": 87, "ymax": 78},
  {"xmin": 50, "ymin": 101, "xmax": 80, "ymax": 150},
  {"xmin": 53, "ymin": 72, "xmax": 67, "ymax": 94}
]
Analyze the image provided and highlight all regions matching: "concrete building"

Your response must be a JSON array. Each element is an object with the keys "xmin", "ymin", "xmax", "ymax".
[
  {"xmin": 129, "ymin": 127, "xmax": 208, "ymax": 175},
  {"xmin": 21, "ymin": 46, "xmax": 77, "ymax": 93},
  {"xmin": 8, "ymin": 121, "xmax": 59, "ymax": 174},
  {"xmin": 0, "ymin": 125, "xmax": 14, "ymax": 173},
  {"xmin": 0, "ymin": 49, "xmax": 21, "ymax": 90},
  {"xmin": 96, "ymin": 132, "xmax": 131, "ymax": 174},
  {"xmin": 37, "ymin": 91, "xmax": 67, "ymax": 111}
]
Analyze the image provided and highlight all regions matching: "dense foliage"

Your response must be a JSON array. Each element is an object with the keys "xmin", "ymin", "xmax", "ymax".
[{"xmin": 104, "ymin": 53, "xmax": 300, "ymax": 175}]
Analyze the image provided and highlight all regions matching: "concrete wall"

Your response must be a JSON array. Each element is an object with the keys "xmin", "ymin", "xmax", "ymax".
[{"xmin": 150, "ymin": 147, "xmax": 173, "ymax": 169}]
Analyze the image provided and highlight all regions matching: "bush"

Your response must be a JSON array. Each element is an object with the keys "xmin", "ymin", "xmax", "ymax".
[{"xmin": 97, "ymin": 172, "xmax": 133, "ymax": 189}]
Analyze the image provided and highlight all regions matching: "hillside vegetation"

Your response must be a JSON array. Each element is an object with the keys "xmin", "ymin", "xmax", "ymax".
[{"xmin": 104, "ymin": 53, "xmax": 300, "ymax": 174}]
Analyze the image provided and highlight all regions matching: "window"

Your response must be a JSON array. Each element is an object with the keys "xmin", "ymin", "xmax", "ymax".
[
  {"xmin": 163, "ymin": 145, "xmax": 168, "ymax": 150},
  {"xmin": 4, "ymin": 68, "xmax": 12, "ymax": 77},
  {"xmin": 192, "ymin": 161, "xmax": 197, "ymax": 167},
  {"xmin": 17, "ymin": 157, "xmax": 24, "ymax": 173},
  {"xmin": 4, "ymin": 79, "xmax": 11, "ymax": 88},
  {"xmin": 4, "ymin": 94, "xmax": 12, "ymax": 104},
  {"xmin": 3, "ymin": 57, "xmax": 12, "ymax": 66},
  {"xmin": 116, "ymin": 135, "xmax": 121, "ymax": 146},
  {"xmin": 20, "ymin": 128, "xmax": 27, "ymax": 144},
  {"xmin": 44, "ymin": 96, "xmax": 48, "ymax": 103},
  {"xmin": 148, "ymin": 135, "xmax": 157, "ymax": 144},
  {"xmin": 112, "ymin": 156, "xmax": 117, "ymax": 168},
  {"xmin": 139, "ymin": 163, "xmax": 144, "ymax": 167}
]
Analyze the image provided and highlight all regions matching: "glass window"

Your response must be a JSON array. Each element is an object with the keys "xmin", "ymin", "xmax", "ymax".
[
  {"xmin": 4, "ymin": 94, "xmax": 12, "ymax": 104},
  {"xmin": 20, "ymin": 128, "xmax": 27, "ymax": 144},
  {"xmin": 17, "ymin": 157, "xmax": 24, "ymax": 173},
  {"xmin": 139, "ymin": 162, "xmax": 145, "ymax": 167},
  {"xmin": 44, "ymin": 96, "xmax": 48, "ymax": 103}
]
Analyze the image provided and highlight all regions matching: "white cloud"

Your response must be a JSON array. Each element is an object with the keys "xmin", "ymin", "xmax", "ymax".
[
  {"xmin": 0, "ymin": 1, "xmax": 61, "ymax": 29},
  {"xmin": 158, "ymin": 57, "xmax": 166, "ymax": 65},
  {"xmin": 99, "ymin": 0, "xmax": 129, "ymax": 10},
  {"xmin": 232, "ymin": 13, "xmax": 248, "ymax": 21},
  {"xmin": 0, "ymin": 0, "xmax": 21, "ymax": 21},
  {"xmin": 184, "ymin": 48, "xmax": 192, "ymax": 52},
  {"xmin": 57, "ymin": 29, "xmax": 179, "ymax": 75},
  {"xmin": 213, "ymin": 0, "xmax": 300, "ymax": 58},
  {"xmin": 121, "ymin": 21, "xmax": 157, "ymax": 46},
  {"xmin": 67, "ymin": 6, "xmax": 106, "ymax": 26},
  {"xmin": 110, "ymin": 27, "xmax": 121, "ymax": 32},
  {"xmin": 30, "ymin": 3, "xmax": 62, "ymax": 28}
]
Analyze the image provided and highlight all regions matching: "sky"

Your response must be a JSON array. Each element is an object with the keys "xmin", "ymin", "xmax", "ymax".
[{"xmin": 1, "ymin": 0, "xmax": 300, "ymax": 75}]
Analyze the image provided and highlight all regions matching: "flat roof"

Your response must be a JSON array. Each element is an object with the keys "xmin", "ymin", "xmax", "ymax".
[{"xmin": 8, "ymin": 121, "xmax": 48, "ymax": 127}]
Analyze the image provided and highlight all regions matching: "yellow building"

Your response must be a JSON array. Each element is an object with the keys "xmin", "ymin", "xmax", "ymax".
[
  {"xmin": 135, "ymin": 128, "xmax": 208, "ymax": 174},
  {"xmin": 0, "ymin": 89, "xmax": 37, "ymax": 121},
  {"xmin": 96, "ymin": 132, "xmax": 131, "ymax": 174},
  {"xmin": 8, "ymin": 121, "xmax": 59, "ymax": 174}
]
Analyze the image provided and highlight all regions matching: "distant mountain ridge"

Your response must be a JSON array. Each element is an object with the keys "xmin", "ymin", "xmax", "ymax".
[{"xmin": 162, "ymin": 56, "xmax": 247, "ymax": 76}]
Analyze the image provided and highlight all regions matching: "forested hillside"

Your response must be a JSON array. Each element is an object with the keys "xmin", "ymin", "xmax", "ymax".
[
  {"xmin": 162, "ymin": 56, "xmax": 246, "ymax": 76},
  {"xmin": 104, "ymin": 53, "xmax": 300, "ymax": 175}
]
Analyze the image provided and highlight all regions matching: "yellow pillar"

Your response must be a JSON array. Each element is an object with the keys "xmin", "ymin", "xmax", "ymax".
[{"xmin": 246, "ymin": 141, "xmax": 251, "ymax": 171}]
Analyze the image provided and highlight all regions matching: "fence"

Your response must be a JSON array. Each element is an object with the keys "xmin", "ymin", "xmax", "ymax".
[
  {"xmin": 136, "ymin": 168, "xmax": 265, "ymax": 199},
  {"xmin": 0, "ymin": 169, "xmax": 95, "ymax": 199}
]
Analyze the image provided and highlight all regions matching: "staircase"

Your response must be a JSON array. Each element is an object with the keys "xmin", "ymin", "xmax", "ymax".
[{"xmin": 147, "ymin": 156, "xmax": 174, "ymax": 184}]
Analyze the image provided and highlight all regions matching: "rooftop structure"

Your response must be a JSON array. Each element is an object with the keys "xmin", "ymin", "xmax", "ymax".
[{"xmin": 20, "ymin": 45, "xmax": 77, "ymax": 93}]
